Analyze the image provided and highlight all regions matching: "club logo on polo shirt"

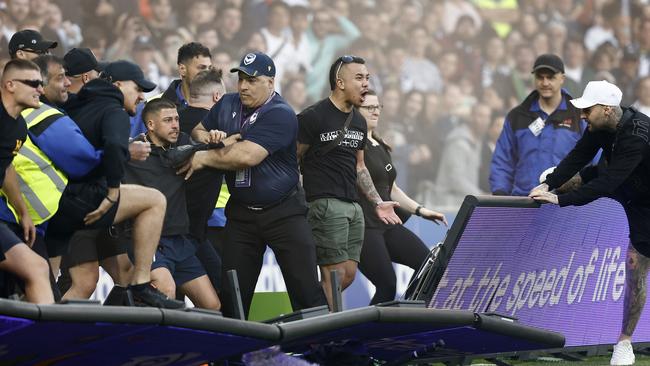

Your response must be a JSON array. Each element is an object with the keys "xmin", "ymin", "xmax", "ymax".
[
  {"xmin": 250, "ymin": 112, "xmax": 258, "ymax": 123},
  {"xmin": 244, "ymin": 53, "xmax": 256, "ymax": 65},
  {"xmin": 232, "ymin": 112, "xmax": 236, "ymax": 119}
]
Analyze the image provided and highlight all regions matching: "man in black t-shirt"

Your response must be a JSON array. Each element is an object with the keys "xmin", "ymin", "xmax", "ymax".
[
  {"xmin": 0, "ymin": 59, "xmax": 53, "ymax": 303},
  {"xmin": 186, "ymin": 52, "xmax": 327, "ymax": 318},
  {"xmin": 297, "ymin": 55, "xmax": 401, "ymax": 308},
  {"xmin": 529, "ymin": 81, "xmax": 650, "ymax": 366}
]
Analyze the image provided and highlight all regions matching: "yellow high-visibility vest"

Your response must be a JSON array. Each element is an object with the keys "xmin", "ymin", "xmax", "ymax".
[
  {"xmin": 474, "ymin": 0, "xmax": 518, "ymax": 38},
  {"xmin": 216, "ymin": 181, "xmax": 230, "ymax": 208},
  {"xmin": 1, "ymin": 103, "xmax": 68, "ymax": 224}
]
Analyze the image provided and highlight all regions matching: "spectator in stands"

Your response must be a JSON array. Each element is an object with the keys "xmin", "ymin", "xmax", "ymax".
[
  {"xmin": 529, "ymin": 80, "xmax": 648, "ymax": 366},
  {"xmin": 357, "ymin": 90, "xmax": 447, "ymax": 305},
  {"xmin": 633, "ymin": 76, "xmax": 650, "ymax": 116},
  {"xmin": 491, "ymin": 54, "xmax": 587, "ymax": 196},
  {"xmin": 0, "ymin": 59, "xmax": 54, "ymax": 304},
  {"xmin": 298, "ymin": 55, "xmax": 400, "ymax": 308},
  {"xmin": 212, "ymin": 48, "xmax": 237, "ymax": 92},
  {"xmin": 8, "ymin": 29, "xmax": 57, "ymax": 61},
  {"xmin": 283, "ymin": 76, "xmax": 308, "ymax": 113},
  {"xmin": 285, "ymin": 5, "xmax": 312, "ymax": 78},
  {"xmin": 42, "ymin": 3, "xmax": 82, "ymax": 53},
  {"xmin": 480, "ymin": 112, "xmax": 506, "ymax": 193},
  {"xmin": 562, "ymin": 36, "xmax": 595, "ymax": 98},
  {"xmin": 400, "ymin": 26, "xmax": 443, "ymax": 94},
  {"xmin": 480, "ymin": 35, "xmax": 509, "ymax": 89},
  {"xmin": 182, "ymin": 1, "xmax": 217, "ymax": 37},
  {"xmin": 187, "ymin": 51, "xmax": 327, "ymax": 318},
  {"xmin": 434, "ymin": 104, "xmax": 491, "ymax": 207},
  {"xmin": 104, "ymin": 15, "xmax": 153, "ymax": 61},
  {"xmin": 243, "ymin": 32, "xmax": 267, "ymax": 54},
  {"xmin": 125, "ymin": 99, "xmax": 220, "ymax": 310},
  {"xmin": 143, "ymin": 0, "xmax": 179, "ymax": 47},
  {"xmin": 613, "ymin": 46, "xmax": 641, "ymax": 106},
  {"xmin": 260, "ymin": 1, "xmax": 292, "ymax": 93},
  {"xmin": 305, "ymin": 9, "xmax": 360, "ymax": 101},
  {"xmin": 634, "ymin": 18, "xmax": 650, "ymax": 78},
  {"xmin": 499, "ymin": 43, "xmax": 535, "ymax": 109},
  {"xmin": 48, "ymin": 60, "xmax": 182, "ymax": 309},
  {"xmin": 215, "ymin": 5, "xmax": 244, "ymax": 59},
  {"xmin": 196, "ymin": 25, "xmax": 219, "ymax": 53},
  {"xmin": 3, "ymin": 0, "xmax": 30, "ymax": 35},
  {"xmin": 441, "ymin": 0, "xmax": 482, "ymax": 35}
]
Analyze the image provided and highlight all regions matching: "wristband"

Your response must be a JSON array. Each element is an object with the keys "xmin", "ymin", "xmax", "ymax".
[{"xmin": 415, "ymin": 205, "xmax": 423, "ymax": 216}]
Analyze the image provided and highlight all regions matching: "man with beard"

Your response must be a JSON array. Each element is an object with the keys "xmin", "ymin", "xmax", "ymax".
[
  {"xmin": 124, "ymin": 99, "xmax": 221, "ymax": 310},
  {"xmin": 47, "ymin": 60, "xmax": 183, "ymax": 308},
  {"xmin": 297, "ymin": 55, "xmax": 400, "ymax": 308},
  {"xmin": 529, "ymin": 80, "xmax": 650, "ymax": 366}
]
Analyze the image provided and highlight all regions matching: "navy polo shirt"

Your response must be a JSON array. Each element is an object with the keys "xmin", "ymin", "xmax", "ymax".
[{"xmin": 201, "ymin": 93, "xmax": 299, "ymax": 205}]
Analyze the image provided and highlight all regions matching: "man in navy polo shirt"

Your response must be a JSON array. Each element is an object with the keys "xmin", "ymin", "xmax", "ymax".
[{"xmin": 186, "ymin": 51, "xmax": 327, "ymax": 319}]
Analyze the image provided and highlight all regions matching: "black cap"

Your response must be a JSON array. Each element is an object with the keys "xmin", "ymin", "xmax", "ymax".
[
  {"xmin": 8, "ymin": 29, "xmax": 58, "ymax": 55},
  {"xmin": 64, "ymin": 48, "xmax": 106, "ymax": 76},
  {"xmin": 532, "ymin": 53, "xmax": 565, "ymax": 74},
  {"xmin": 230, "ymin": 52, "xmax": 276, "ymax": 78},
  {"xmin": 101, "ymin": 60, "xmax": 156, "ymax": 92}
]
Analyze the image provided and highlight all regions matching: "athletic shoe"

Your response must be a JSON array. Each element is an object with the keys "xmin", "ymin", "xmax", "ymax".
[
  {"xmin": 128, "ymin": 282, "xmax": 185, "ymax": 309},
  {"xmin": 611, "ymin": 339, "xmax": 635, "ymax": 365}
]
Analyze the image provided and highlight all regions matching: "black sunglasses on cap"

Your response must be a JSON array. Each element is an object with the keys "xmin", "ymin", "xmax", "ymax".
[
  {"xmin": 335, "ymin": 55, "xmax": 365, "ymax": 79},
  {"xmin": 12, "ymin": 79, "xmax": 44, "ymax": 88}
]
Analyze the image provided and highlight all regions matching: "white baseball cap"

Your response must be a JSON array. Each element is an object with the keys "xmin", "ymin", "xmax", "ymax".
[{"xmin": 570, "ymin": 80, "xmax": 622, "ymax": 109}]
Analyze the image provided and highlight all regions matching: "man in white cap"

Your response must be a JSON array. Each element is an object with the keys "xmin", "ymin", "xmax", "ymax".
[{"xmin": 529, "ymin": 80, "xmax": 650, "ymax": 366}]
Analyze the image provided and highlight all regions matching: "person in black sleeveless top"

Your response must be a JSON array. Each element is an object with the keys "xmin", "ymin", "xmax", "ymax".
[{"xmin": 357, "ymin": 90, "xmax": 447, "ymax": 305}]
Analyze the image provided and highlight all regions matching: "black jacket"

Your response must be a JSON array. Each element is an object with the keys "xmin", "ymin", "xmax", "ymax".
[
  {"xmin": 547, "ymin": 107, "xmax": 650, "ymax": 206},
  {"xmin": 161, "ymin": 79, "xmax": 188, "ymax": 111},
  {"xmin": 66, "ymin": 78, "xmax": 130, "ymax": 188}
]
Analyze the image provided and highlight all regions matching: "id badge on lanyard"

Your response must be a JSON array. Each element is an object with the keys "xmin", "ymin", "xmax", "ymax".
[{"xmin": 234, "ymin": 92, "xmax": 275, "ymax": 188}]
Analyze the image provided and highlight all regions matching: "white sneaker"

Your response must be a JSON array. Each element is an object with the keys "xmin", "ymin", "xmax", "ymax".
[{"xmin": 611, "ymin": 339, "xmax": 635, "ymax": 365}]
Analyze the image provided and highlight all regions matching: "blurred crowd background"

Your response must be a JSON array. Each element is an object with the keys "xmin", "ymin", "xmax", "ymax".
[{"xmin": 2, "ymin": 0, "xmax": 650, "ymax": 210}]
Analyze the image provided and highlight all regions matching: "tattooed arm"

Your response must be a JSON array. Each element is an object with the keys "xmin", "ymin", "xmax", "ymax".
[{"xmin": 355, "ymin": 149, "xmax": 401, "ymax": 225}]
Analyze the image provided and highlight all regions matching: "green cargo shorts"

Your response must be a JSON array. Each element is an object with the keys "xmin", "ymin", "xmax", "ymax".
[{"xmin": 307, "ymin": 198, "xmax": 364, "ymax": 265}]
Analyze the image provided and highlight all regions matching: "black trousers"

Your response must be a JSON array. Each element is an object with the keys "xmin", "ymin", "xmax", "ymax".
[
  {"xmin": 358, "ymin": 224, "xmax": 429, "ymax": 305},
  {"xmin": 220, "ymin": 193, "xmax": 327, "ymax": 319}
]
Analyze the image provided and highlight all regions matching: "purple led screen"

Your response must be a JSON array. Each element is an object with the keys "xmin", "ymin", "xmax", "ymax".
[{"xmin": 429, "ymin": 198, "xmax": 645, "ymax": 347}]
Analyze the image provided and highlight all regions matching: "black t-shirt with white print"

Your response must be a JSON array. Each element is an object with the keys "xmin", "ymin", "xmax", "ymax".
[
  {"xmin": 298, "ymin": 97, "xmax": 367, "ymax": 202},
  {"xmin": 0, "ymin": 101, "xmax": 27, "ymax": 187}
]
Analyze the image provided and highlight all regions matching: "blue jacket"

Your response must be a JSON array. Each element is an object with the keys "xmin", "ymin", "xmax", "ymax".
[
  {"xmin": 0, "ymin": 104, "xmax": 102, "ymax": 231},
  {"xmin": 490, "ymin": 89, "xmax": 587, "ymax": 196}
]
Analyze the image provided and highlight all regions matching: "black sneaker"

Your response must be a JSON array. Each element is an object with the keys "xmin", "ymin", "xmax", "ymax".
[{"xmin": 128, "ymin": 282, "xmax": 185, "ymax": 309}]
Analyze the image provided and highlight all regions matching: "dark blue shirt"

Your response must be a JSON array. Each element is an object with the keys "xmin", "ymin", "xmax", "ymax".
[{"xmin": 202, "ymin": 92, "xmax": 298, "ymax": 205}]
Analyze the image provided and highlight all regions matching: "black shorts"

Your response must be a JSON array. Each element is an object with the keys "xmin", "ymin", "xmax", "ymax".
[
  {"xmin": 0, "ymin": 221, "xmax": 22, "ymax": 258},
  {"xmin": 46, "ymin": 181, "xmax": 120, "ymax": 257},
  {"xmin": 624, "ymin": 203, "xmax": 650, "ymax": 258},
  {"xmin": 60, "ymin": 228, "xmax": 129, "ymax": 269},
  {"xmin": 151, "ymin": 234, "xmax": 205, "ymax": 286}
]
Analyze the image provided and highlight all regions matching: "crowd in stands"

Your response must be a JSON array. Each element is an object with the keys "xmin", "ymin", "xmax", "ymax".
[{"xmin": 1, "ymin": 0, "xmax": 650, "ymax": 210}]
